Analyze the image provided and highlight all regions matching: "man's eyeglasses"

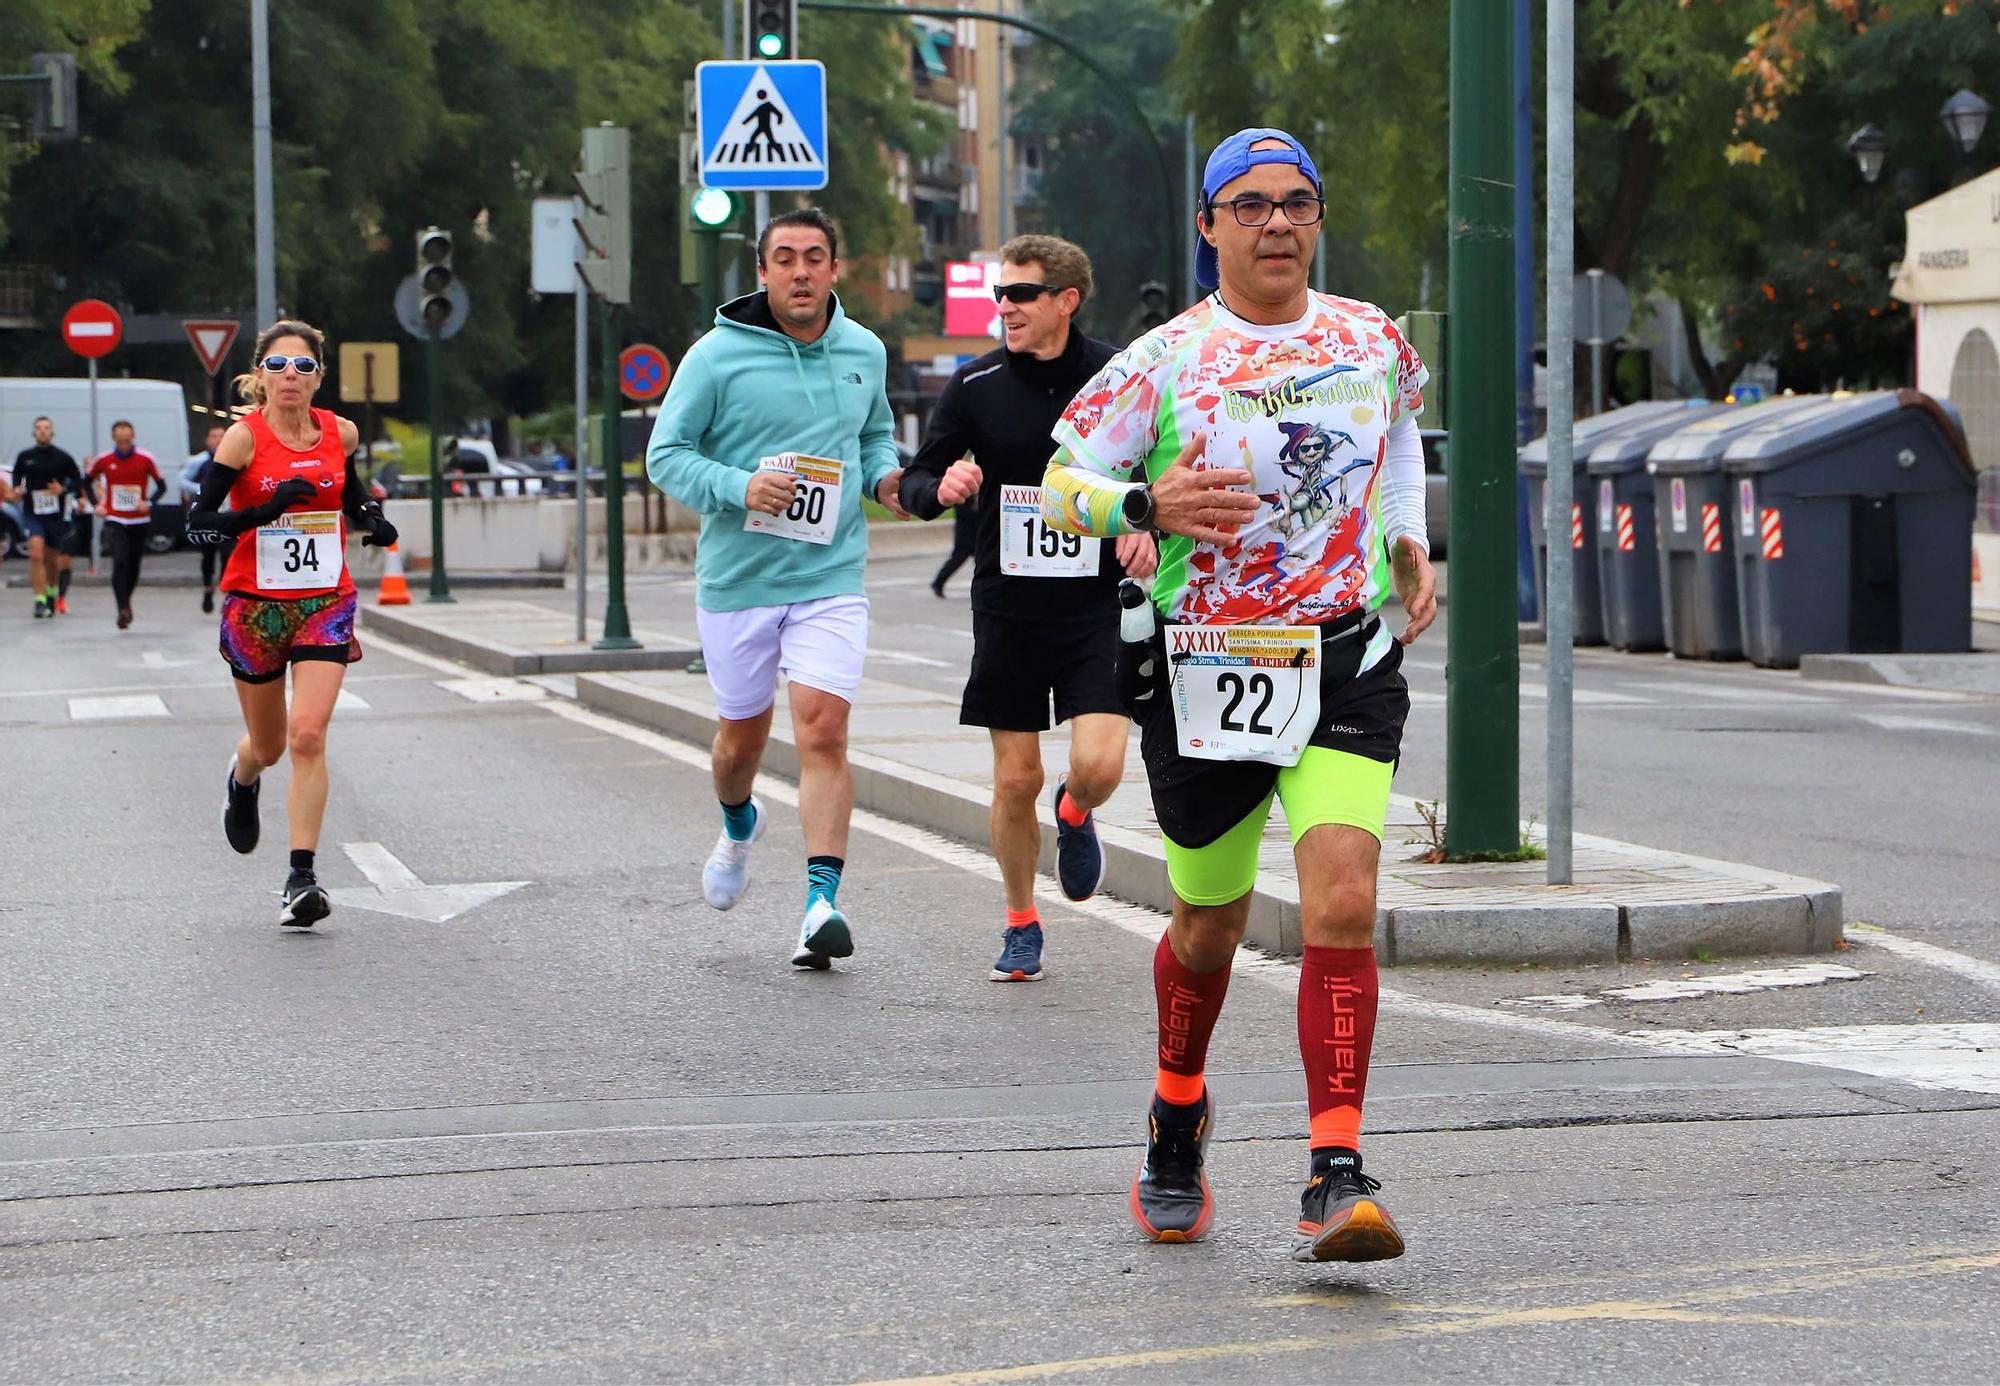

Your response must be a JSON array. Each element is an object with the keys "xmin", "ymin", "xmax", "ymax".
[
  {"xmin": 260, "ymin": 355, "xmax": 321, "ymax": 375},
  {"xmin": 993, "ymin": 282, "xmax": 1059, "ymax": 304},
  {"xmin": 1206, "ymin": 195, "xmax": 1325, "ymax": 228}
]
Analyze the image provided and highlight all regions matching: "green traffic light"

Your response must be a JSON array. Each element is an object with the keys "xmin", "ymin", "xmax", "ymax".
[
  {"xmin": 691, "ymin": 186, "xmax": 735, "ymax": 228},
  {"xmin": 756, "ymin": 31, "xmax": 785, "ymax": 57}
]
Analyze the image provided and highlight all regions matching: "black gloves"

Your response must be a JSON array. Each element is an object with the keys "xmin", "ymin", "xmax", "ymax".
[
  {"xmin": 361, "ymin": 513, "xmax": 398, "ymax": 548},
  {"xmin": 269, "ymin": 478, "xmax": 318, "ymax": 510}
]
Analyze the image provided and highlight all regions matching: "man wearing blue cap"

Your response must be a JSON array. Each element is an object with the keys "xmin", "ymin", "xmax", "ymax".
[{"xmin": 1042, "ymin": 129, "xmax": 1437, "ymax": 1263}]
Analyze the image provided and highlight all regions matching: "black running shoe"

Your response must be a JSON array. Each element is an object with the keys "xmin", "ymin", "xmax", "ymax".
[
  {"xmin": 279, "ymin": 871, "xmax": 330, "ymax": 929},
  {"xmin": 1292, "ymin": 1149, "xmax": 1405, "ymax": 1263},
  {"xmin": 222, "ymin": 757, "xmax": 260, "ymax": 855},
  {"xmin": 201, "ymin": 590, "xmax": 215, "ymax": 614},
  {"xmin": 1129, "ymin": 1090, "xmax": 1214, "ymax": 1242},
  {"xmin": 33, "ymin": 598, "xmax": 50, "ymax": 619}
]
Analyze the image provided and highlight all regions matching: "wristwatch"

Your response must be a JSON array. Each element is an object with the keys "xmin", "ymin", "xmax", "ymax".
[{"xmin": 1120, "ymin": 485, "xmax": 1155, "ymax": 532}]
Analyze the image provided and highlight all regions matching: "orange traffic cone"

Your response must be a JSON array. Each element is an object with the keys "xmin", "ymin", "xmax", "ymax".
[{"xmin": 377, "ymin": 542, "xmax": 411, "ymax": 606}]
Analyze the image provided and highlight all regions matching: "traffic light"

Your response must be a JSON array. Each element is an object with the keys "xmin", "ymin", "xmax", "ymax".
[
  {"xmin": 29, "ymin": 52, "xmax": 77, "ymax": 143},
  {"xmin": 576, "ymin": 124, "xmax": 632, "ymax": 305},
  {"xmin": 747, "ymin": 0, "xmax": 795, "ymax": 59},
  {"xmin": 415, "ymin": 227, "xmax": 454, "ymax": 329}
]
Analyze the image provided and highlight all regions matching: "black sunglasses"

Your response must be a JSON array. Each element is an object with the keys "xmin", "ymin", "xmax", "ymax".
[
  {"xmin": 259, "ymin": 355, "xmax": 321, "ymax": 375},
  {"xmin": 992, "ymin": 282, "xmax": 1060, "ymax": 304}
]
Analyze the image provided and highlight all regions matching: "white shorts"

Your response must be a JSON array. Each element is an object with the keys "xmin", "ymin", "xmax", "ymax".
[{"xmin": 695, "ymin": 593, "xmax": 870, "ymax": 720}]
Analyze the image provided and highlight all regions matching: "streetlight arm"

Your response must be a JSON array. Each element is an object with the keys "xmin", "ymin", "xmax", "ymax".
[{"xmin": 797, "ymin": 0, "xmax": 1179, "ymax": 294}]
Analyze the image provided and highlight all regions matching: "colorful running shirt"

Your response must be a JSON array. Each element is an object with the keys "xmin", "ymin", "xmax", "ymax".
[{"xmin": 1046, "ymin": 292, "xmax": 1426, "ymax": 631}]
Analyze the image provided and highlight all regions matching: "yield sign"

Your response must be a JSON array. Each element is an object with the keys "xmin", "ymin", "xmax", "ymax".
[
  {"xmin": 182, "ymin": 318, "xmax": 240, "ymax": 376},
  {"xmin": 61, "ymin": 299, "xmax": 122, "ymax": 359}
]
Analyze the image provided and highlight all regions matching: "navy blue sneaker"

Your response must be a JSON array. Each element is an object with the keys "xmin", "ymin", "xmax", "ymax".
[
  {"xmin": 1051, "ymin": 779, "xmax": 1105, "ymax": 901},
  {"xmin": 989, "ymin": 922, "xmax": 1044, "ymax": 982}
]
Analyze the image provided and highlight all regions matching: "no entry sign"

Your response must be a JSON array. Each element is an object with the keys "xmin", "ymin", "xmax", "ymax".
[
  {"xmin": 61, "ymin": 299, "xmax": 122, "ymax": 359},
  {"xmin": 619, "ymin": 343, "xmax": 670, "ymax": 401}
]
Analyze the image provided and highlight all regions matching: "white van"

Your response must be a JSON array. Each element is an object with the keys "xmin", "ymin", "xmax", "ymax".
[{"xmin": 2, "ymin": 377, "xmax": 195, "ymax": 558}]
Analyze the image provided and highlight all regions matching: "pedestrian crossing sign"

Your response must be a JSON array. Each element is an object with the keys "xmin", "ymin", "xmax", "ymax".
[{"xmin": 696, "ymin": 60, "xmax": 828, "ymax": 191}]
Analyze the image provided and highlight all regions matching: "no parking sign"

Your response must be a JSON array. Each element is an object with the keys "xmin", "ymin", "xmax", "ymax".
[{"xmin": 619, "ymin": 343, "xmax": 670, "ymax": 401}]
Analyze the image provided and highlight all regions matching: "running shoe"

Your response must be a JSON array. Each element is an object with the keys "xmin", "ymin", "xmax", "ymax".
[
  {"xmin": 1051, "ymin": 779, "xmax": 1105, "ymax": 901},
  {"xmin": 989, "ymin": 922, "xmax": 1045, "ymax": 981},
  {"xmin": 201, "ymin": 590, "xmax": 215, "ymax": 614},
  {"xmin": 1130, "ymin": 1090, "xmax": 1215, "ymax": 1242},
  {"xmin": 701, "ymin": 796, "xmax": 766, "ymax": 910},
  {"xmin": 32, "ymin": 598, "xmax": 49, "ymax": 619},
  {"xmin": 116, "ymin": 606, "xmax": 132, "ymax": 630},
  {"xmin": 222, "ymin": 756, "xmax": 260, "ymax": 855},
  {"xmin": 279, "ymin": 870, "xmax": 331, "ymax": 929},
  {"xmin": 791, "ymin": 896, "xmax": 852, "ymax": 968},
  {"xmin": 1292, "ymin": 1150, "xmax": 1405, "ymax": 1263},
  {"xmin": 54, "ymin": 596, "xmax": 68, "ymax": 615}
]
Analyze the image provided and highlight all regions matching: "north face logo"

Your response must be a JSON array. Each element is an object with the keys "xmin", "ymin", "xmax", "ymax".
[{"xmin": 843, "ymin": 371, "xmax": 863, "ymax": 384}]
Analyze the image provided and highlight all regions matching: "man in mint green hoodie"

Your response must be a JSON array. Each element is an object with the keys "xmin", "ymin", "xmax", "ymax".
[{"xmin": 647, "ymin": 208, "xmax": 908, "ymax": 971}]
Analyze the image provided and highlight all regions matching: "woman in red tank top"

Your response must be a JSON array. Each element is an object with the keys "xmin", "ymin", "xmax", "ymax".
[{"xmin": 183, "ymin": 319, "xmax": 398, "ymax": 929}]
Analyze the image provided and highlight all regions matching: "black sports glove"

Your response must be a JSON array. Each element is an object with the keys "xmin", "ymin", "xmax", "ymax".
[
  {"xmin": 361, "ymin": 513, "xmax": 398, "ymax": 549},
  {"xmin": 269, "ymin": 477, "xmax": 317, "ymax": 509}
]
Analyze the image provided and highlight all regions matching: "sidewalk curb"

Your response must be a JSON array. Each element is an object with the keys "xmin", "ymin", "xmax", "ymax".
[
  {"xmin": 1799, "ymin": 651, "xmax": 2000, "ymax": 697},
  {"xmin": 575, "ymin": 671, "xmax": 1843, "ymax": 965},
  {"xmin": 362, "ymin": 606, "xmax": 699, "ymax": 676}
]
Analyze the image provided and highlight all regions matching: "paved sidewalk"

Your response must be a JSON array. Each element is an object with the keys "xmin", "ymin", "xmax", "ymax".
[{"xmin": 359, "ymin": 591, "xmax": 1843, "ymax": 965}]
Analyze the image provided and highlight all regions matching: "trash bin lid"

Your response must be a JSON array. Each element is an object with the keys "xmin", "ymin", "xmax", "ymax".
[
  {"xmin": 1520, "ymin": 400, "xmax": 1687, "ymax": 476},
  {"xmin": 1719, "ymin": 389, "xmax": 1978, "ymax": 479},
  {"xmin": 1584, "ymin": 402, "xmax": 1725, "ymax": 476},
  {"xmin": 1645, "ymin": 394, "xmax": 1827, "ymax": 474}
]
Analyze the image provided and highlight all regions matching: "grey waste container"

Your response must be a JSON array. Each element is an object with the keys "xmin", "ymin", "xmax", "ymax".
[
  {"xmin": 1645, "ymin": 396, "xmax": 1826, "ymax": 660},
  {"xmin": 1585, "ymin": 403, "xmax": 1725, "ymax": 651},
  {"xmin": 1722, "ymin": 390, "xmax": 1976, "ymax": 668},
  {"xmin": 1520, "ymin": 401, "xmax": 1686, "ymax": 646}
]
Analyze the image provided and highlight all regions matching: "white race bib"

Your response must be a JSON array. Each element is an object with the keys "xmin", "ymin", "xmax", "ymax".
[
  {"xmin": 1167, "ymin": 625, "xmax": 1321, "ymax": 766},
  {"xmin": 255, "ymin": 510, "xmax": 340, "ymax": 592},
  {"xmin": 1000, "ymin": 484, "xmax": 1099, "ymax": 577},
  {"xmin": 111, "ymin": 484, "xmax": 142, "ymax": 512},
  {"xmin": 743, "ymin": 454, "xmax": 842, "ymax": 546},
  {"xmin": 31, "ymin": 491, "xmax": 58, "ymax": 514}
]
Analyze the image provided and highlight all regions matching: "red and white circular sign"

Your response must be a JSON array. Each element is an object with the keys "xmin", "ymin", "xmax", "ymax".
[{"xmin": 61, "ymin": 299, "xmax": 123, "ymax": 359}]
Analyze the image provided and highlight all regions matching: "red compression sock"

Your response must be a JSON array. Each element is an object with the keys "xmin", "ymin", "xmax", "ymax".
[
  {"xmin": 1153, "ymin": 932, "xmax": 1230, "ymax": 1106},
  {"xmin": 1299, "ymin": 945, "xmax": 1379, "ymax": 1151}
]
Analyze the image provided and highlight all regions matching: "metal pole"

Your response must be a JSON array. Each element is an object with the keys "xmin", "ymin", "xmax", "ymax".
[
  {"xmin": 1184, "ymin": 113, "xmax": 1198, "ymax": 307},
  {"xmin": 1514, "ymin": 0, "xmax": 1535, "ymax": 445},
  {"xmin": 596, "ymin": 299, "xmax": 638, "ymax": 648},
  {"xmin": 1546, "ymin": 0, "xmax": 1577, "ymax": 884},
  {"xmin": 754, "ymin": 190, "xmax": 770, "ymax": 247},
  {"xmin": 1588, "ymin": 267, "xmax": 1607, "ymax": 416},
  {"xmin": 1445, "ymin": 0, "xmax": 1519, "ymax": 858},
  {"xmin": 997, "ymin": 7, "xmax": 1011, "ymax": 245},
  {"xmin": 575, "ymin": 266, "xmax": 589, "ymax": 643},
  {"xmin": 251, "ymin": 0, "xmax": 276, "ymax": 329},
  {"xmin": 425, "ymin": 324, "xmax": 453, "ymax": 602},
  {"xmin": 87, "ymin": 357, "xmax": 98, "ymax": 463}
]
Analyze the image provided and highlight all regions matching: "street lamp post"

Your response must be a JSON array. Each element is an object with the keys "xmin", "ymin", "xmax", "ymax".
[
  {"xmin": 1940, "ymin": 88, "xmax": 1991, "ymax": 183},
  {"xmin": 1847, "ymin": 124, "xmax": 1888, "ymax": 185}
]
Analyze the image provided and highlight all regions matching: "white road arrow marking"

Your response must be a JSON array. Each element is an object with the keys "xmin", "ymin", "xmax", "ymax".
[
  {"xmin": 1860, "ymin": 714, "xmax": 1996, "ymax": 737},
  {"xmin": 327, "ymin": 842, "xmax": 529, "ymax": 923},
  {"xmin": 141, "ymin": 651, "xmax": 194, "ymax": 669}
]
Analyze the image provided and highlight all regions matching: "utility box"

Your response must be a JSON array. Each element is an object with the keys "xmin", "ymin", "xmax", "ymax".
[
  {"xmin": 1585, "ymin": 403, "xmax": 1725, "ymax": 652},
  {"xmin": 1645, "ymin": 395, "xmax": 1825, "ymax": 660},
  {"xmin": 1521, "ymin": 401, "xmax": 1687, "ymax": 646},
  {"xmin": 1722, "ymin": 391, "xmax": 1976, "ymax": 669}
]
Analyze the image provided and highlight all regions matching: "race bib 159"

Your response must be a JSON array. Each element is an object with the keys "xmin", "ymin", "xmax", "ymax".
[
  {"xmin": 743, "ymin": 454, "xmax": 843, "ymax": 546},
  {"xmin": 1000, "ymin": 484, "xmax": 1098, "ymax": 577},
  {"xmin": 1167, "ymin": 625, "xmax": 1321, "ymax": 766}
]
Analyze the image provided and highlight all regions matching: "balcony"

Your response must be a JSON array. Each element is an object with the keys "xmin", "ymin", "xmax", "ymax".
[{"xmin": 0, "ymin": 264, "xmax": 51, "ymax": 329}]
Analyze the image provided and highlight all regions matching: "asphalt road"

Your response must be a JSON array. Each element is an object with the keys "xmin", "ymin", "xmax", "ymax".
[{"xmin": 4, "ymin": 572, "xmax": 1999, "ymax": 1383}]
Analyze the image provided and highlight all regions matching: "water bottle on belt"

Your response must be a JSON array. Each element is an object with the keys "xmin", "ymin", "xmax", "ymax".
[{"xmin": 1117, "ymin": 578, "xmax": 1158, "ymax": 708}]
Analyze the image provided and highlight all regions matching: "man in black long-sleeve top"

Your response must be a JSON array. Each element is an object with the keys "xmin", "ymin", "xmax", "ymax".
[{"xmin": 901, "ymin": 235, "xmax": 1156, "ymax": 984}]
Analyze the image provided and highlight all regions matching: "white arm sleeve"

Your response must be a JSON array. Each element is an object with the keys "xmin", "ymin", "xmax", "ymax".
[{"xmin": 1380, "ymin": 415, "xmax": 1428, "ymax": 555}]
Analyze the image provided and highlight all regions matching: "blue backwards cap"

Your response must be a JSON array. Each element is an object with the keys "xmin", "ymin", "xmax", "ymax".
[{"xmin": 1195, "ymin": 128, "xmax": 1322, "ymax": 292}]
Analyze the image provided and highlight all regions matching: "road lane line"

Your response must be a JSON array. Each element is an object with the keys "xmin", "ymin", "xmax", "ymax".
[{"xmin": 1848, "ymin": 923, "xmax": 2000, "ymax": 995}]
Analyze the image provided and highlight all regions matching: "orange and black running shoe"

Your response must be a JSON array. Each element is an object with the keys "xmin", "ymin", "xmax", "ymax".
[
  {"xmin": 1292, "ymin": 1149, "xmax": 1405, "ymax": 1263},
  {"xmin": 1129, "ymin": 1090, "xmax": 1214, "ymax": 1242}
]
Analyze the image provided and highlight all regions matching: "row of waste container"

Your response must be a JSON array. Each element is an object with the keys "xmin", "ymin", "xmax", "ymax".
[{"xmin": 1519, "ymin": 391, "xmax": 1977, "ymax": 668}]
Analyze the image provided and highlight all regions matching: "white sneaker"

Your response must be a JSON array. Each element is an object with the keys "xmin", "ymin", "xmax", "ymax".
[
  {"xmin": 790, "ymin": 896, "xmax": 853, "ymax": 968},
  {"xmin": 701, "ymin": 797, "xmax": 766, "ymax": 910}
]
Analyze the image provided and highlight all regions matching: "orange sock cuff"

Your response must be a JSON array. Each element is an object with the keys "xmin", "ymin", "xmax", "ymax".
[
  {"xmin": 1308, "ymin": 1106, "xmax": 1361, "ymax": 1152},
  {"xmin": 1154, "ymin": 1069, "xmax": 1206, "ymax": 1106},
  {"xmin": 1005, "ymin": 906, "xmax": 1039, "ymax": 927},
  {"xmin": 1057, "ymin": 789, "xmax": 1089, "ymax": 827}
]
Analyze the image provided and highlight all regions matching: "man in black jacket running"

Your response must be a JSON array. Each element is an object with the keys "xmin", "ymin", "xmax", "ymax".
[{"xmin": 901, "ymin": 235, "xmax": 1155, "ymax": 983}]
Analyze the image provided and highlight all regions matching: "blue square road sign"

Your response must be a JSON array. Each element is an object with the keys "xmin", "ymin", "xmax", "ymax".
[{"xmin": 697, "ymin": 60, "xmax": 828, "ymax": 192}]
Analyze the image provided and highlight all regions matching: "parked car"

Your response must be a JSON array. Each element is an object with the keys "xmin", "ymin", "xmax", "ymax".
[{"xmin": 1, "ymin": 497, "xmax": 26, "ymax": 559}]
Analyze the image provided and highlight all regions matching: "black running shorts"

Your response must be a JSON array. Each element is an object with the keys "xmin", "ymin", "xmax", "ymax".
[
  {"xmin": 1135, "ymin": 618, "xmax": 1410, "ymax": 850},
  {"xmin": 960, "ymin": 609, "xmax": 1123, "ymax": 733}
]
